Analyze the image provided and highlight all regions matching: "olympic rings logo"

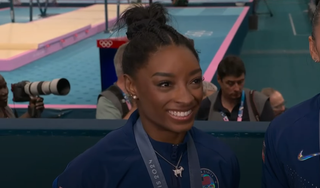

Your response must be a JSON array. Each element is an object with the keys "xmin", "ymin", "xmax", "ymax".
[{"xmin": 99, "ymin": 40, "xmax": 113, "ymax": 48}]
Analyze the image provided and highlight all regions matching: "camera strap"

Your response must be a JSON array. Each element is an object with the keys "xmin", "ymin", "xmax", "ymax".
[{"xmin": 134, "ymin": 118, "xmax": 202, "ymax": 188}]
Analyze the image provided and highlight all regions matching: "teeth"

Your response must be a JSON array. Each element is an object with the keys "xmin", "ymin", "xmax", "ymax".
[{"xmin": 168, "ymin": 110, "xmax": 192, "ymax": 117}]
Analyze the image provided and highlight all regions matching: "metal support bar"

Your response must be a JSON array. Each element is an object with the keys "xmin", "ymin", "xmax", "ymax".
[
  {"xmin": 10, "ymin": 0, "xmax": 15, "ymax": 23},
  {"xmin": 104, "ymin": 0, "xmax": 109, "ymax": 33},
  {"xmin": 29, "ymin": 0, "xmax": 33, "ymax": 21},
  {"xmin": 117, "ymin": 0, "xmax": 120, "ymax": 21}
]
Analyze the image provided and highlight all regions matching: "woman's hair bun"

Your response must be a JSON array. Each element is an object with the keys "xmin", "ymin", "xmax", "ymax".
[{"xmin": 118, "ymin": 3, "xmax": 169, "ymax": 39}]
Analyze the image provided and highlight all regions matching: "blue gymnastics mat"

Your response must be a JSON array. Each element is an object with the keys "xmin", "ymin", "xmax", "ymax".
[{"xmin": 0, "ymin": 6, "xmax": 249, "ymax": 118}]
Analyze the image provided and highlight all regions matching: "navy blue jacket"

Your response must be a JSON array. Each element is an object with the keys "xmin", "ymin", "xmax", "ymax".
[
  {"xmin": 262, "ymin": 94, "xmax": 320, "ymax": 188},
  {"xmin": 53, "ymin": 111, "xmax": 240, "ymax": 188}
]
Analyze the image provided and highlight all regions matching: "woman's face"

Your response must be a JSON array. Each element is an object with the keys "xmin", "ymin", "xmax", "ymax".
[
  {"xmin": 125, "ymin": 45, "xmax": 203, "ymax": 134},
  {"xmin": 0, "ymin": 76, "xmax": 8, "ymax": 107}
]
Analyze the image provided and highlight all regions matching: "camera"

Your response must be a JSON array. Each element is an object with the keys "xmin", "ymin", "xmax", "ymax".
[{"xmin": 11, "ymin": 78, "xmax": 71, "ymax": 102}]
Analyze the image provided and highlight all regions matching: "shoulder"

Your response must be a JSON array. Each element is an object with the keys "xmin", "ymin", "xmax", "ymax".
[
  {"xmin": 246, "ymin": 89, "xmax": 268, "ymax": 102},
  {"xmin": 207, "ymin": 90, "xmax": 219, "ymax": 103},
  {"xmin": 70, "ymin": 111, "xmax": 139, "ymax": 164},
  {"xmin": 79, "ymin": 119, "xmax": 138, "ymax": 163},
  {"xmin": 4, "ymin": 106, "xmax": 16, "ymax": 118},
  {"xmin": 97, "ymin": 96, "xmax": 114, "ymax": 105},
  {"xmin": 55, "ymin": 119, "xmax": 138, "ymax": 188},
  {"xmin": 99, "ymin": 85, "xmax": 122, "ymax": 101},
  {"xmin": 266, "ymin": 94, "xmax": 320, "ymax": 146},
  {"xmin": 101, "ymin": 85, "xmax": 123, "ymax": 96},
  {"xmin": 196, "ymin": 91, "xmax": 220, "ymax": 120},
  {"xmin": 253, "ymin": 90, "xmax": 267, "ymax": 98},
  {"xmin": 96, "ymin": 97, "xmax": 121, "ymax": 119},
  {"xmin": 196, "ymin": 97, "xmax": 211, "ymax": 120},
  {"xmin": 191, "ymin": 127, "xmax": 237, "ymax": 164}
]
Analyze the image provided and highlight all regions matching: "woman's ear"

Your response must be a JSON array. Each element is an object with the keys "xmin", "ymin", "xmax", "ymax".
[
  {"xmin": 124, "ymin": 74, "xmax": 138, "ymax": 98},
  {"xmin": 309, "ymin": 36, "xmax": 320, "ymax": 62}
]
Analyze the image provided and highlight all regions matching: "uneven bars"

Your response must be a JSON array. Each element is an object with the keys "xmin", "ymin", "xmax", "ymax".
[
  {"xmin": 9, "ymin": 0, "xmax": 15, "ymax": 22},
  {"xmin": 117, "ymin": 0, "xmax": 120, "ymax": 21},
  {"xmin": 104, "ymin": 0, "xmax": 109, "ymax": 33},
  {"xmin": 29, "ymin": 0, "xmax": 33, "ymax": 21}
]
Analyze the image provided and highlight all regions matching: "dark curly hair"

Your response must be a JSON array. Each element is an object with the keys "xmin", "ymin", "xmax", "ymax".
[
  {"xmin": 115, "ymin": 3, "xmax": 199, "ymax": 78},
  {"xmin": 217, "ymin": 55, "xmax": 246, "ymax": 80}
]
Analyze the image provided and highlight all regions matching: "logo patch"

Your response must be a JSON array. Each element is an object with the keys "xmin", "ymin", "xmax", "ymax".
[
  {"xmin": 201, "ymin": 168, "xmax": 219, "ymax": 188},
  {"xmin": 298, "ymin": 150, "xmax": 320, "ymax": 161}
]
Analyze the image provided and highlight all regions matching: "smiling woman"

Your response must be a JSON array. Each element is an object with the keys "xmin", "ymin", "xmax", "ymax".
[{"xmin": 53, "ymin": 3, "xmax": 240, "ymax": 188}]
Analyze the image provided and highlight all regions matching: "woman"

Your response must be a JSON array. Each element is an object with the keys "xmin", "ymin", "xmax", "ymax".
[
  {"xmin": 262, "ymin": 3, "xmax": 320, "ymax": 187},
  {"xmin": 53, "ymin": 3, "xmax": 240, "ymax": 188}
]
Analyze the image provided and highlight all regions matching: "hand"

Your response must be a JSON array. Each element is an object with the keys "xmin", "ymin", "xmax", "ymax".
[{"xmin": 29, "ymin": 97, "xmax": 45, "ymax": 112}]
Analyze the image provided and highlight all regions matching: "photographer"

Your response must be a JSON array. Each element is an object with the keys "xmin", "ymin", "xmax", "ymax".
[{"xmin": 0, "ymin": 75, "xmax": 44, "ymax": 118}]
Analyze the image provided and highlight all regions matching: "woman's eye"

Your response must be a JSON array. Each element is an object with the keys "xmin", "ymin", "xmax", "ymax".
[
  {"xmin": 158, "ymin": 82, "xmax": 171, "ymax": 87},
  {"xmin": 192, "ymin": 78, "xmax": 203, "ymax": 84}
]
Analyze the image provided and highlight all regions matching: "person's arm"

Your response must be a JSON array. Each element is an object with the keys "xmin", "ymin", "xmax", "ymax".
[
  {"xmin": 262, "ymin": 122, "xmax": 288, "ymax": 188},
  {"xmin": 259, "ymin": 100, "xmax": 275, "ymax": 121},
  {"xmin": 20, "ymin": 112, "xmax": 31, "ymax": 118},
  {"xmin": 20, "ymin": 97, "xmax": 44, "ymax": 118},
  {"xmin": 96, "ymin": 97, "xmax": 122, "ymax": 119}
]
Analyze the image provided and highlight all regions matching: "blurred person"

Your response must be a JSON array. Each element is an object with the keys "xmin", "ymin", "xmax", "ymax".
[
  {"xmin": 0, "ymin": 75, "xmax": 44, "ymax": 118},
  {"xmin": 261, "ymin": 87, "xmax": 286, "ymax": 117},
  {"xmin": 262, "ymin": 3, "xmax": 320, "ymax": 187},
  {"xmin": 96, "ymin": 43, "xmax": 137, "ymax": 120},
  {"xmin": 13, "ymin": 0, "xmax": 21, "ymax": 5},
  {"xmin": 53, "ymin": 3, "xmax": 240, "ymax": 188},
  {"xmin": 197, "ymin": 55, "xmax": 274, "ymax": 121},
  {"xmin": 51, "ymin": 0, "xmax": 58, "ymax": 5},
  {"xmin": 202, "ymin": 81, "xmax": 217, "ymax": 99}
]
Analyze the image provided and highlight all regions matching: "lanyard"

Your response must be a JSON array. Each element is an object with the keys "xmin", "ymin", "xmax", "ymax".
[
  {"xmin": 134, "ymin": 118, "xmax": 202, "ymax": 188},
  {"xmin": 220, "ymin": 90, "xmax": 245, "ymax": 122}
]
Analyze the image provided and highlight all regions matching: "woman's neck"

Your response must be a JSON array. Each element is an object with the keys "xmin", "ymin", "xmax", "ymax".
[{"xmin": 140, "ymin": 116, "xmax": 187, "ymax": 145}]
